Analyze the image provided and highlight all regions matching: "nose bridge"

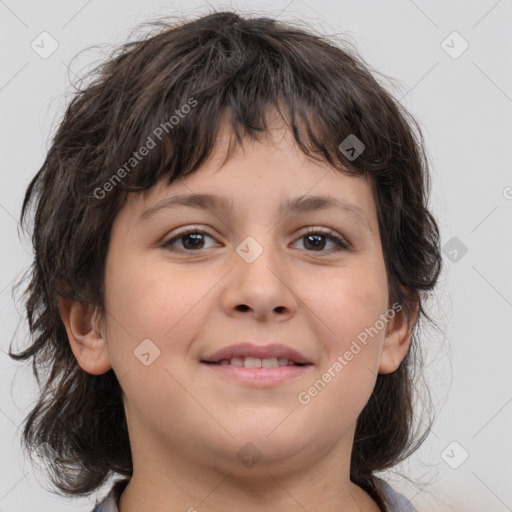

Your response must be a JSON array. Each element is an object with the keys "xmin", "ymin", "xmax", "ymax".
[
  {"xmin": 225, "ymin": 226, "xmax": 296, "ymax": 317},
  {"xmin": 234, "ymin": 227, "xmax": 281, "ymax": 278}
]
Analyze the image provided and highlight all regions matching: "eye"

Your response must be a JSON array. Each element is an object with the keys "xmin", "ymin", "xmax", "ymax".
[
  {"xmin": 292, "ymin": 227, "xmax": 350, "ymax": 253},
  {"xmin": 161, "ymin": 227, "xmax": 350, "ymax": 254},
  {"xmin": 162, "ymin": 229, "xmax": 218, "ymax": 252}
]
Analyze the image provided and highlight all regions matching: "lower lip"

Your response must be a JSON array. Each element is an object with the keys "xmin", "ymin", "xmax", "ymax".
[{"xmin": 201, "ymin": 362, "xmax": 313, "ymax": 387}]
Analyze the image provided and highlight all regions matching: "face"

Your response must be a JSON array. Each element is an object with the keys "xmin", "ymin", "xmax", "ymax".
[{"xmin": 85, "ymin": 113, "xmax": 407, "ymax": 478}]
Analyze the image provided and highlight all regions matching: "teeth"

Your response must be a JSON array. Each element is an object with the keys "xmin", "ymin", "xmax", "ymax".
[
  {"xmin": 216, "ymin": 357, "xmax": 296, "ymax": 367},
  {"xmin": 244, "ymin": 357, "xmax": 261, "ymax": 368},
  {"xmin": 262, "ymin": 358, "xmax": 279, "ymax": 368}
]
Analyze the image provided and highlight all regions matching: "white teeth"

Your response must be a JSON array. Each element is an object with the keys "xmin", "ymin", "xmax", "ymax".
[
  {"xmin": 244, "ymin": 357, "xmax": 261, "ymax": 368},
  {"xmin": 215, "ymin": 356, "xmax": 295, "ymax": 367}
]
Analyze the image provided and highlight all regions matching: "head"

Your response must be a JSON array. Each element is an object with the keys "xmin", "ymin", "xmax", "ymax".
[{"xmin": 10, "ymin": 10, "xmax": 441, "ymax": 507}]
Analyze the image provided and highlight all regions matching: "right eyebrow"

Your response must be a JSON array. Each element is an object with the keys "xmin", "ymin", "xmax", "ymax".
[{"xmin": 139, "ymin": 193, "xmax": 234, "ymax": 221}]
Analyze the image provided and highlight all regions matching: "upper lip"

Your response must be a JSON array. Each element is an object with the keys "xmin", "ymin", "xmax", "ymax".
[{"xmin": 201, "ymin": 343, "xmax": 312, "ymax": 364}]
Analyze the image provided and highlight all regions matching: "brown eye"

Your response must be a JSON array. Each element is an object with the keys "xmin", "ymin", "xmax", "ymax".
[
  {"xmin": 162, "ymin": 230, "xmax": 217, "ymax": 252},
  {"xmin": 293, "ymin": 228, "xmax": 349, "ymax": 253}
]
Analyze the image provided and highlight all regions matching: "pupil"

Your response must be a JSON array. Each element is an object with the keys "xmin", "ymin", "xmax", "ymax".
[
  {"xmin": 184, "ymin": 233, "xmax": 203, "ymax": 249},
  {"xmin": 306, "ymin": 234, "xmax": 325, "ymax": 250}
]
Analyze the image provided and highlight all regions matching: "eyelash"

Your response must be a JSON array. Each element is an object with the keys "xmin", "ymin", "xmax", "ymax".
[{"xmin": 161, "ymin": 226, "xmax": 350, "ymax": 254}]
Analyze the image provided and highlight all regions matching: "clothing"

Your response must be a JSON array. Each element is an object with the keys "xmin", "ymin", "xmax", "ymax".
[{"xmin": 90, "ymin": 477, "xmax": 416, "ymax": 512}]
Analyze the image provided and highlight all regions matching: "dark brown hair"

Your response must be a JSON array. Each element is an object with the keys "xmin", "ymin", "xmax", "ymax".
[{"xmin": 9, "ymin": 10, "xmax": 442, "ymax": 509}]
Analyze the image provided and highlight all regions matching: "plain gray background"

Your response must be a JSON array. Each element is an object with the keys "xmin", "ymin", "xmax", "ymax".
[{"xmin": 1, "ymin": 0, "xmax": 511, "ymax": 510}]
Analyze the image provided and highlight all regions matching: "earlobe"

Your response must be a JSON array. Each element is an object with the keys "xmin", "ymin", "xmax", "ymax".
[
  {"xmin": 378, "ymin": 303, "xmax": 418, "ymax": 374},
  {"xmin": 57, "ymin": 297, "xmax": 112, "ymax": 375}
]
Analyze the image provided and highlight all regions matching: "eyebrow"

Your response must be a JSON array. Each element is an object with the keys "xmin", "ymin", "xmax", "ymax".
[{"xmin": 138, "ymin": 193, "xmax": 371, "ymax": 231}]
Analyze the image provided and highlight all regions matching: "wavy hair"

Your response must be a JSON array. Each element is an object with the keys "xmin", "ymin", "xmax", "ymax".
[{"xmin": 9, "ymin": 10, "xmax": 442, "ymax": 509}]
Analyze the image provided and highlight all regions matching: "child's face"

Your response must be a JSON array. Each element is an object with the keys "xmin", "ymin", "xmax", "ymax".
[{"xmin": 88, "ymin": 113, "xmax": 409, "ymax": 476}]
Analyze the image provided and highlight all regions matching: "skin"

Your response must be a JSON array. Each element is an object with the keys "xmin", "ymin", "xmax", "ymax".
[{"xmin": 59, "ymin": 111, "xmax": 416, "ymax": 512}]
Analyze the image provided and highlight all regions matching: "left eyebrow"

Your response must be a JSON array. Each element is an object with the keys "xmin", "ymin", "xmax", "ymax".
[
  {"xmin": 283, "ymin": 194, "xmax": 371, "ymax": 232},
  {"xmin": 138, "ymin": 193, "xmax": 372, "ymax": 232}
]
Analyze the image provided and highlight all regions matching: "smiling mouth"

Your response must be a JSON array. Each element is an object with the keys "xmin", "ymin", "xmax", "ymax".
[
  {"xmin": 201, "ymin": 357, "xmax": 310, "ymax": 368},
  {"xmin": 200, "ymin": 355, "xmax": 313, "ymax": 387}
]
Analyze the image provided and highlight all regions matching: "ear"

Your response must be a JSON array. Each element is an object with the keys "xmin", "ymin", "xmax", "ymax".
[
  {"xmin": 378, "ymin": 301, "xmax": 419, "ymax": 374},
  {"xmin": 58, "ymin": 297, "xmax": 112, "ymax": 375}
]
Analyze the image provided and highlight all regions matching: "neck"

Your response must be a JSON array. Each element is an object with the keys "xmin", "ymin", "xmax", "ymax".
[
  {"xmin": 118, "ymin": 457, "xmax": 382, "ymax": 512},
  {"xmin": 118, "ymin": 407, "xmax": 382, "ymax": 512}
]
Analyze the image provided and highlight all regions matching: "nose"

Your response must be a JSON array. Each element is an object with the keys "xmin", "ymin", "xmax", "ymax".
[{"xmin": 221, "ymin": 234, "xmax": 298, "ymax": 322}]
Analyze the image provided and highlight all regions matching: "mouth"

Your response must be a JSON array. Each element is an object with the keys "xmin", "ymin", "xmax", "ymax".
[
  {"xmin": 201, "ymin": 357, "xmax": 310, "ymax": 368},
  {"xmin": 200, "ymin": 359, "xmax": 313, "ymax": 387},
  {"xmin": 200, "ymin": 342, "xmax": 313, "ymax": 367},
  {"xmin": 200, "ymin": 342, "xmax": 313, "ymax": 387}
]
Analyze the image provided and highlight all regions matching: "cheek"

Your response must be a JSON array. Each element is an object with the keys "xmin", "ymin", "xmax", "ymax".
[
  {"xmin": 105, "ymin": 251, "xmax": 202, "ymax": 339},
  {"xmin": 295, "ymin": 260, "xmax": 389, "ymax": 421},
  {"xmin": 103, "ymin": 251, "xmax": 224, "ymax": 394},
  {"xmin": 305, "ymin": 260, "xmax": 389, "ymax": 354},
  {"xmin": 102, "ymin": 254, "xmax": 206, "ymax": 429}
]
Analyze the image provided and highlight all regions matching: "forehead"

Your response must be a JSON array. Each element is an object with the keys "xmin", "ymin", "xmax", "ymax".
[{"xmin": 121, "ymin": 113, "xmax": 378, "ymax": 232}]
